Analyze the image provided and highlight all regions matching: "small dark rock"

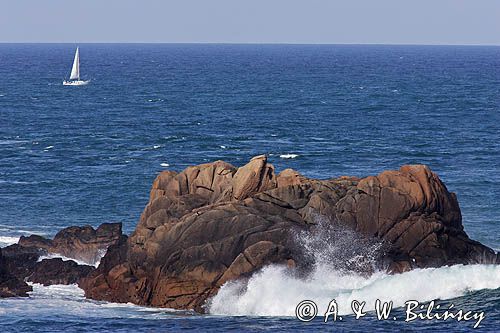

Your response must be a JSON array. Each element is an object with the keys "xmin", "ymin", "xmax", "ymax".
[
  {"xmin": 28, "ymin": 258, "xmax": 94, "ymax": 286},
  {"xmin": 0, "ymin": 248, "xmax": 32, "ymax": 297}
]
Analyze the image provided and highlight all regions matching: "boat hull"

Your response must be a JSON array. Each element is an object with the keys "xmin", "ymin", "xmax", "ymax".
[{"xmin": 63, "ymin": 80, "xmax": 90, "ymax": 86}]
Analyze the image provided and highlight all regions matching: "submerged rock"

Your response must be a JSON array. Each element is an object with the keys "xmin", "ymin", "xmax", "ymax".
[{"xmin": 80, "ymin": 156, "xmax": 499, "ymax": 312}]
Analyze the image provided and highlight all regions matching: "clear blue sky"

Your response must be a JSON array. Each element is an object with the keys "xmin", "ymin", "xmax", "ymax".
[{"xmin": 1, "ymin": 0, "xmax": 499, "ymax": 44}]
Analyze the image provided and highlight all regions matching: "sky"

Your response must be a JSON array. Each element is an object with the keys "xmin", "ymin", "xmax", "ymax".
[{"xmin": 0, "ymin": 0, "xmax": 499, "ymax": 45}]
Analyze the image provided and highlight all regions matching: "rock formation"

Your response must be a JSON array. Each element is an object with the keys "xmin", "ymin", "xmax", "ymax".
[
  {"xmin": 28, "ymin": 259, "xmax": 94, "ymax": 286},
  {"xmin": 0, "ymin": 223, "xmax": 124, "ymax": 298},
  {"xmin": 80, "ymin": 156, "xmax": 499, "ymax": 312},
  {"xmin": 19, "ymin": 223, "xmax": 123, "ymax": 264}
]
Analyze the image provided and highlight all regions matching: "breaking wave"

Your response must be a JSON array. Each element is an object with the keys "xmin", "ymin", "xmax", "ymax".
[
  {"xmin": 208, "ymin": 219, "xmax": 500, "ymax": 316},
  {"xmin": 208, "ymin": 264, "xmax": 500, "ymax": 316}
]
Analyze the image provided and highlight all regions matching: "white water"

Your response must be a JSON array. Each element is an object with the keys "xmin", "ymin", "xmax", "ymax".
[
  {"xmin": 0, "ymin": 283, "xmax": 178, "ymax": 319},
  {"xmin": 38, "ymin": 253, "xmax": 101, "ymax": 267},
  {"xmin": 208, "ymin": 219, "xmax": 500, "ymax": 316},
  {"xmin": 280, "ymin": 154, "xmax": 299, "ymax": 159},
  {"xmin": 0, "ymin": 236, "xmax": 20, "ymax": 247},
  {"xmin": 208, "ymin": 264, "xmax": 500, "ymax": 316}
]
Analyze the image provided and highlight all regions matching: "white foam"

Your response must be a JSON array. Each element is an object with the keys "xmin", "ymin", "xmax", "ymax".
[
  {"xmin": 0, "ymin": 180, "xmax": 34, "ymax": 185},
  {"xmin": 0, "ymin": 236, "xmax": 20, "ymax": 247},
  {"xmin": 279, "ymin": 154, "xmax": 299, "ymax": 159},
  {"xmin": 0, "ymin": 139, "xmax": 29, "ymax": 145},
  {"xmin": 208, "ymin": 264, "xmax": 500, "ymax": 316},
  {"xmin": 220, "ymin": 145, "xmax": 227, "ymax": 149},
  {"xmin": 208, "ymin": 220, "xmax": 500, "ymax": 317},
  {"xmin": 38, "ymin": 253, "xmax": 99, "ymax": 267},
  {"xmin": 160, "ymin": 163, "xmax": 170, "ymax": 167},
  {"xmin": 0, "ymin": 283, "xmax": 180, "ymax": 319}
]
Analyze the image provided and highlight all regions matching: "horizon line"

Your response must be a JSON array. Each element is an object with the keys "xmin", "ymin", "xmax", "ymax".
[{"xmin": 0, "ymin": 42, "xmax": 499, "ymax": 47}]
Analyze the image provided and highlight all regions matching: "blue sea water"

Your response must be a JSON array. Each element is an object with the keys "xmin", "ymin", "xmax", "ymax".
[{"xmin": 0, "ymin": 44, "xmax": 499, "ymax": 332}]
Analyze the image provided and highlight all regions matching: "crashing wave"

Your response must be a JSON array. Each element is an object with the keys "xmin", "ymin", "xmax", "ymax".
[{"xmin": 208, "ymin": 219, "xmax": 500, "ymax": 316}]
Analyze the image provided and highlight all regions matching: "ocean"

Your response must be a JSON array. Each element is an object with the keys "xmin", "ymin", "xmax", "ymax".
[{"xmin": 0, "ymin": 44, "xmax": 499, "ymax": 332}]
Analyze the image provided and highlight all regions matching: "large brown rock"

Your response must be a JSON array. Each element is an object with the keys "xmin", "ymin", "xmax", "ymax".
[{"xmin": 80, "ymin": 157, "xmax": 499, "ymax": 312}]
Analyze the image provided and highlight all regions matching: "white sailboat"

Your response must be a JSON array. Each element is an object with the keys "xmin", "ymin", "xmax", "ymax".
[{"xmin": 63, "ymin": 47, "xmax": 90, "ymax": 86}]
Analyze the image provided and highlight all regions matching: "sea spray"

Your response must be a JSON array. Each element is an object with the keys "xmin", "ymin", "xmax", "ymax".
[
  {"xmin": 296, "ymin": 215, "xmax": 387, "ymax": 275},
  {"xmin": 208, "ymin": 262, "xmax": 500, "ymax": 316},
  {"xmin": 208, "ymin": 217, "xmax": 500, "ymax": 316}
]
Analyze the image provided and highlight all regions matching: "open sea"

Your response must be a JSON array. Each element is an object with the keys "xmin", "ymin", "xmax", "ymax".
[{"xmin": 0, "ymin": 44, "xmax": 499, "ymax": 332}]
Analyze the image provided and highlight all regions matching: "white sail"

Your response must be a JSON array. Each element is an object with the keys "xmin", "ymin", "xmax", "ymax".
[{"xmin": 69, "ymin": 47, "xmax": 80, "ymax": 80}]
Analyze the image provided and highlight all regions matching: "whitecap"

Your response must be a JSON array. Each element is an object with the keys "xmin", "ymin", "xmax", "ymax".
[
  {"xmin": 153, "ymin": 145, "xmax": 161, "ymax": 149},
  {"xmin": 279, "ymin": 154, "xmax": 299, "ymax": 159},
  {"xmin": 0, "ymin": 139, "xmax": 29, "ymax": 145},
  {"xmin": 0, "ymin": 180, "xmax": 32, "ymax": 185},
  {"xmin": 220, "ymin": 145, "xmax": 227, "ymax": 149},
  {"xmin": 160, "ymin": 163, "xmax": 170, "ymax": 167}
]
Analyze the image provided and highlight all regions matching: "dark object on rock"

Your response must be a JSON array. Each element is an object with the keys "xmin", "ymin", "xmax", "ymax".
[
  {"xmin": 80, "ymin": 156, "xmax": 499, "ymax": 312},
  {"xmin": 19, "ymin": 223, "xmax": 123, "ymax": 265},
  {"xmin": 28, "ymin": 258, "xmax": 94, "ymax": 286},
  {"xmin": 0, "ymin": 248, "xmax": 32, "ymax": 297}
]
